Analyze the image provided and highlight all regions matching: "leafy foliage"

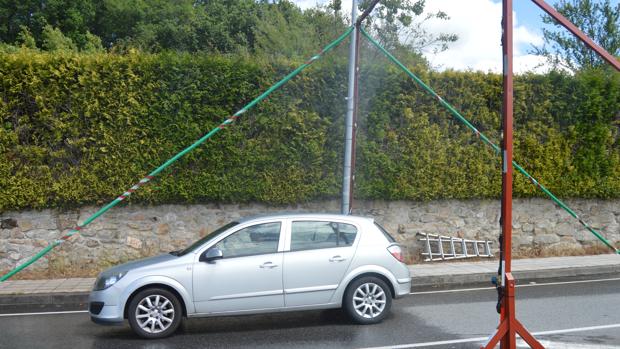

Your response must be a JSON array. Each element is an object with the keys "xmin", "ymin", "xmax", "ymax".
[
  {"xmin": 359, "ymin": 0, "xmax": 458, "ymax": 66},
  {"xmin": 0, "ymin": 0, "xmax": 335, "ymax": 54},
  {"xmin": 535, "ymin": 0, "xmax": 620, "ymax": 72},
  {"xmin": 0, "ymin": 51, "xmax": 618, "ymax": 211},
  {"xmin": 0, "ymin": 0, "xmax": 455, "ymax": 63},
  {"xmin": 41, "ymin": 25, "xmax": 77, "ymax": 51},
  {"xmin": 0, "ymin": 0, "xmax": 98, "ymax": 49}
]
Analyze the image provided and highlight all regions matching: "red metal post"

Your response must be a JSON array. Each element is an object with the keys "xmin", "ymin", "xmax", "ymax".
[
  {"xmin": 500, "ymin": 0, "xmax": 516, "ymax": 345},
  {"xmin": 501, "ymin": 0, "xmax": 514, "ymax": 280},
  {"xmin": 485, "ymin": 1, "xmax": 618, "ymax": 347},
  {"xmin": 530, "ymin": 0, "xmax": 620, "ymax": 72},
  {"xmin": 482, "ymin": 2, "xmax": 544, "ymax": 348}
]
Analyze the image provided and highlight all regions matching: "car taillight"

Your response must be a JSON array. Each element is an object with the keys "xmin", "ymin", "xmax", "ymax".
[{"xmin": 387, "ymin": 244, "xmax": 404, "ymax": 263}]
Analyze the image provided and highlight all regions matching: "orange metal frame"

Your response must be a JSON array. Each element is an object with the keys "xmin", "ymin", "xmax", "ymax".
[{"xmin": 482, "ymin": 1, "xmax": 619, "ymax": 348}]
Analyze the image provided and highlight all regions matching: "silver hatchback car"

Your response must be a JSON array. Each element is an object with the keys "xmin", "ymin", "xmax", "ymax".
[{"xmin": 89, "ymin": 214, "xmax": 411, "ymax": 338}]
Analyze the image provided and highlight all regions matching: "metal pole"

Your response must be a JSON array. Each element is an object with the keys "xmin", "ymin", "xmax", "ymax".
[
  {"xmin": 342, "ymin": 0, "xmax": 358, "ymax": 214},
  {"xmin": 501, "ymin": 1, "xmax": 515, "ymax": 346},
  {"xmin": 348, "ymin": 28, "xmax": 361, "ymax": 213},
  {"xmin": 501, "ymin": 0, "xmax": 514, "ymax": 289},
  {"xmin": 483, "ymin": 2, "xmax": 543, "ymax": 348},
  {"xmin": 530, "ymin": 0, "xmax": 620, "ymax": 71}
]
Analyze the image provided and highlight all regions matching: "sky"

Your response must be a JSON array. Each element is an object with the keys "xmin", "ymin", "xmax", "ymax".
[{"xmin": 292, "ymin": 0, "xmax": 617, "ymax": 73}]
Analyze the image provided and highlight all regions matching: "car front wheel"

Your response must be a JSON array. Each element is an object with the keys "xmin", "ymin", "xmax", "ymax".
[
  {"xmin": 344, "ymin": 276, "xmax": 392, "ymax": 324},
  {"xmin": 128, "ymin": 288, "xmax": 182, "ymax": 339}
]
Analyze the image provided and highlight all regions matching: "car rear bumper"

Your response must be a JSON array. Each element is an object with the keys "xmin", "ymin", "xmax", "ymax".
[{"xmin": 394, "ymin": 277, "xmax": 411, "ymax": 298}]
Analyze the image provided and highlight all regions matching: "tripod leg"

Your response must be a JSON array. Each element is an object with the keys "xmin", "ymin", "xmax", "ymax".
[
  {"xmin": 515, "ymin": 320, "xmax": 544, "ymax": 349},
  {"xmin": 481, "ymin": 320, "xmax": 508, "ymax": 349}
]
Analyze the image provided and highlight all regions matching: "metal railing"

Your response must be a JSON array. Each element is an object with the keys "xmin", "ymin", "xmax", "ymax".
[{"xmin": 418, "ymin": 233, "xmax": 494, "ymax": 261}]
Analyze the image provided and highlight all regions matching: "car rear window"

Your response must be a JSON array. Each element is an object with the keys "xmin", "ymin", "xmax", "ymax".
[{"xmin": 374, "ymin": 222, "xmax": 396, "ymax": 243}]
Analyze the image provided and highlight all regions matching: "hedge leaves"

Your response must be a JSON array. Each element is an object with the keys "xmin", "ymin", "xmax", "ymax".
[{"xmin": 1, "ymin": 50, "xmax": 618, "ymax": 211}]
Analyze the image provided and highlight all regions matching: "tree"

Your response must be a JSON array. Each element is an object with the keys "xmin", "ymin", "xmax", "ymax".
[
  {"xmin": 83, "ymin": 31, "xmax": 104, "ymax": 52},
  {"xmin": 0, "ymin": 0, "xmax": 97, "ymax": 49},
  {"xmin": 41, "ymin": 24, "xmax": 77, "ymax": 51},
  {"xmin": 253, "ymin": 1, "xmax": 347, "ymax": 59},
  {"xmin": 535, "ymin": 0, "xmax": 620, "ymax": 72},
  {"xmin": 17, "ymin": 26, "xmax": 37, "ymax": 49},
  {"xmin": 96, "ymin": 0, "xmax": 204, "ymax": 52},
  {"xmin": 358, "ymin": 0, "xmax": 458, "ymax": 55},
  {"xmin": 0, "ymin": 0, "xmax": 455, "ymax": 59}
]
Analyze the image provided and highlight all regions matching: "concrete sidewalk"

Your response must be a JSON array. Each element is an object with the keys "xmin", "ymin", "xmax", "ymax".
[
  {"xmin": 0, "ymin": 254, "xmax": 618, "ymax": 313},
  {"xmin": 410, "ymin": 253, "xmax": 620, "ymax": 287}
]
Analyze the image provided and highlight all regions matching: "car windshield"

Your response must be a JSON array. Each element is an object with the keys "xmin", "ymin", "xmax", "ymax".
[{"xmin": 176, "ymin": 222, "xmax": 239, "ymax": 256}]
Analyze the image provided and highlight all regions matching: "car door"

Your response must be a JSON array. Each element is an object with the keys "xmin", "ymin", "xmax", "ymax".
[
  {"xmin": 282, "ymin": 220, "xmax": 359, "ymax": 307},
  {"xmin": 192, "ymin": 221, "xmax": 285, "ymax": 314}
]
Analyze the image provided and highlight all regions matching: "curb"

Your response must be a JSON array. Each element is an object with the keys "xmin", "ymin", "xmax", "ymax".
[
  {"xmin": 0, "ymin": 293, "xmax": 89, "ymax": 313},
  {"xmin": 411, "ymin": 264, "xmax": 620, "ymax": 288}
]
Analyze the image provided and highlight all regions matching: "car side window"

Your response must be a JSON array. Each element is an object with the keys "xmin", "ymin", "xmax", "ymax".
[
  {"xmin": 290, "ymin": 221, "xmax": 357, "ymax": 251},
  {"xmin": 214, "ymin": 222, "xmax": 281, "ymax": 258}
]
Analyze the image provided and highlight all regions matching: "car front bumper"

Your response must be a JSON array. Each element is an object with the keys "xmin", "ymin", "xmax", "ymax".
[{"xmin": 89, "ymin": 287, "xmax": 125, "ymax": 325}]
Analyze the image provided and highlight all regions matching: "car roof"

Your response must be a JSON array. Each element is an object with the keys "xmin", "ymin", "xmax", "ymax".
[{"xmin": 235, "ymin": 213, "xmax": 374, "ymax": 225}]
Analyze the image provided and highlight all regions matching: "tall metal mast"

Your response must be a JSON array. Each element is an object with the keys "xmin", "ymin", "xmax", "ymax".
[{"xmin": 342, "ymin": 0, "xmax": 358, "ymax": 215}]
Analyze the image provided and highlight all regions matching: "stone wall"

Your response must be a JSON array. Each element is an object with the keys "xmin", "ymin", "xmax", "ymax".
[{"xmin": 1, "ymin": 199, "xmax": 619, "ymax": 278}]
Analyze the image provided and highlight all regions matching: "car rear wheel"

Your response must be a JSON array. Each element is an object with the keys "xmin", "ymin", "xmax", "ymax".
[
  {"xmin": 128, "ymin": 288, "xmax": 182, "ymax": 339},
  {"xmin": 344, "ymin": 276, "xmax": 392, "ymax": 324}
]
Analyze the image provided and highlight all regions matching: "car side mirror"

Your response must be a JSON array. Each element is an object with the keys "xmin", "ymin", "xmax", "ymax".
[{"xmin": 200, "ymin": 248, "xmax": 223, "ymax": 263}]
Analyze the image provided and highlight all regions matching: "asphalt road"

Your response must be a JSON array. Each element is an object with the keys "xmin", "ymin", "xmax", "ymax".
[{"xmin": 1, "ymin": 277, "xmax": 619, "ymax": 349}]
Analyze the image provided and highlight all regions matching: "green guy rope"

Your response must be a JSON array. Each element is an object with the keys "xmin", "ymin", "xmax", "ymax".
[
  {"xmin": 361, "ymin": 28, "xmax": 619, "ymax": 255},
  {"xmin": 0, "ymin": 26, "xmax": 354, "ymax": 282}
]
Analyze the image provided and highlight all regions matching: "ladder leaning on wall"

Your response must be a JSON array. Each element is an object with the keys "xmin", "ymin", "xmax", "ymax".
[{"xmin": 417, "ymin": 232, "xmax": 494, "ymax": 262}]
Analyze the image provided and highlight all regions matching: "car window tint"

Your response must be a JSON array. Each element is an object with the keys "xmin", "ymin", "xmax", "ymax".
[
  {"xmin": 214, "ymin": 222, "xmax": 281, "ymax": 258},
  {"xmin": 338, "ymin": 222, "xmax": 357, "ymax": 246},
  {"xmin": 291, "ymin": 221, "xmax": 357, "ymax": 251}
]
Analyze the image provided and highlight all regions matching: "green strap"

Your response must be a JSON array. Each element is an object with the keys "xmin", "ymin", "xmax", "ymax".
[
  {"xmin": 361, "ymin": 28, "xmax": 619, "ymax": 255},
  {"xmin": 1, "ymin": 26, "xmax": 354, "ymax": 282}
]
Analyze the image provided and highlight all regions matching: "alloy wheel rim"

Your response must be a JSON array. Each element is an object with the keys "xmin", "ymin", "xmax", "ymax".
[
  {"xmin": 135, "ymin": 294, "xmax": 175, "ymax": 333},
  {"xmin": 352, "ymin": 282, "xmax": 386, "ymax": 319}
]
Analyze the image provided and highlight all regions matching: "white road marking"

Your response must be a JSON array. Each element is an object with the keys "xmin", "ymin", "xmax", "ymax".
[
  {"xmin": 358, "ymin": 323, "xmax": 620, "ymax": 349},
  {"xmin": 410, "ymin": 277, "xmax": 620, "ymax": 295},
  {"xmin": 410, "ymin": 286, "xmax": 494, "ymax": 295},
  {"xmin": 358, "ymin": 336, "xmax": 489, "ymax": 349},
  {"xmin": 532, "ymin": 323, "xmax": 620, "ymax": 336},
  {"xmin": 519, "ymin": 339, "xmax": 620, "ymax": 349},
  {"xmin": 0, "ymin": 310, "xmax": 88, "ymax": 317}
]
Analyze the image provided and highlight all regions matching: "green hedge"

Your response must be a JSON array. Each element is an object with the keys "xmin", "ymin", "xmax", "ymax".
[{"xmin": 1, "ymin": 50, "xmax": 618, "ymax": 211}]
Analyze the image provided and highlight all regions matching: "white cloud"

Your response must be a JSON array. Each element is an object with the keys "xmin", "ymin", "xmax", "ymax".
[
  {"xmin": 420, "ymin": 0, "xmax": 549, "ymax": 73},
  {"xmin": 295, "ymin": 0, "xmax": 325, "ymax": 10},
  {"xmin": 293, "ymin": 0, "xmax": 551, "ymax": 74}
]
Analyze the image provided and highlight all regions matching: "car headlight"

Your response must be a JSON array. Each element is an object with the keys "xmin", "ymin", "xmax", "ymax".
[{"xmin": 93, "ymin": 271, "xmax": 127, "ymax": 291}]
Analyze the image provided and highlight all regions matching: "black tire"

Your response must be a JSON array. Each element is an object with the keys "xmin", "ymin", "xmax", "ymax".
[
  {"xmin": 128, "ymin": 287, "xmax": 183, "ymax": 339},
  {"xmin": 344, "ymin": 276, "xmax": 392, "ymax": 325}
]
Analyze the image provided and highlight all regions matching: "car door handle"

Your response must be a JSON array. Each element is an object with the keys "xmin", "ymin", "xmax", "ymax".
[
  {"xmin": 259, "ymin": 262, "xmax": 278, "ymax": 269},
  {"xmin": 329, "ymin": 256, "xmax": 346, "ymax": 262}
]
